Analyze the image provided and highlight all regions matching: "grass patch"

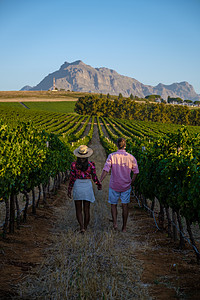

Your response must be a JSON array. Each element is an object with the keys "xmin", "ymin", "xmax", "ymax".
[
  {"xmin": 18, "ymin": 184, "xmax": 149, "ymax": 299},
  {"xmin": 21, "ymin": 101, "xmax": 76, "ymax": 113},
  {"xmin": 0, "ymin": 102, "xmax": 25, "ymax": 109}
]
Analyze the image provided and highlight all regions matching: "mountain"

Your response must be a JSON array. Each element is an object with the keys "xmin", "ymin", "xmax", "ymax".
[
  {"xmin": 21, "ymin": 85, "xmax": 33, "ymax": 91},
  {"xmin": 23, "ymin": 60, "xmax": 200, "ymax": 101}
]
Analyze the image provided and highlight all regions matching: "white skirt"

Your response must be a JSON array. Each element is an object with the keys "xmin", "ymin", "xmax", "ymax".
[{"xmin": 73, "ymin": 179, "xmax": 95, "ymax": 203}]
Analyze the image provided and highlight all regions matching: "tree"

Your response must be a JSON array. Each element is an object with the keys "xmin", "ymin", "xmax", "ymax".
[
  {"xmin": 107, "ymin": 93, "xmax": 110, "ymax": 99},
  {"xmin": 168, "ymin": 96, "xmax": 183, "ymax": 104},
  {"xmin": 130, "ymin": 93, "xmax": 134, "ymax": 100},
  {"xmin": 74, "ymin": 95, "xmax": 200, "ymax": 125},
  {"xmin": 161, "ymin": 98, "xmax": 166, "ymax": 104},
  {"xmin": 118, "ymin": 93, "xmax": 123, "ymax": 100},
  {"xmin": 145, "ymin": 95, "xmax": 161, "ymax": 102},
  {"xmin": 184, "ymin": 100, "xmax": 193, "ymax": 104},
  {"xmin": 176, "ymin": 97, "xmax": 183, "ymax": 104}
]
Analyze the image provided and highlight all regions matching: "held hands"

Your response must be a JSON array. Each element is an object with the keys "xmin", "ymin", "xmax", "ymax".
[{"xmin": 97, "ymin": 182, "xmax": 102, "ymax": 190}]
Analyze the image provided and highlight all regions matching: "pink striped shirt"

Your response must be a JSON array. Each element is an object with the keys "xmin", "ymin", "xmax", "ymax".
[{"xmin": 103, "ymin": 149, "xmax": 139, "ymax": 192}]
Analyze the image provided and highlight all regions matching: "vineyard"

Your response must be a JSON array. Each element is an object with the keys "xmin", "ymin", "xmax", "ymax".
[{"xmin": 1, "ymin": 101, "xmax": 200, "ymax": 299}]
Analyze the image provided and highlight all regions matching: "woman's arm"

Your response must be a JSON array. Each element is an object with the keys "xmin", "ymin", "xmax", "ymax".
[
  {"xmin": 90, "ymin": 162, "xmax": 102, "ymax": 189},
  {"xmin": 67, "ymin": 163, "xmax": 76, "ymax": 198}
]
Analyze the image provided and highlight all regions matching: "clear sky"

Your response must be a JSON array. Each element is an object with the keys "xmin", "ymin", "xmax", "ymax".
[{"xmin": 0, "ymin": 0, "xmax": 200, "ymax": 93}]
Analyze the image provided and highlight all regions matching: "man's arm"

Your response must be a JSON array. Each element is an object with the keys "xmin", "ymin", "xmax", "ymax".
[
  {"xmin": 100, "ymin": 170, "xmax": 108, "ymax": 182},
  {"xmin": 131, "ymin": 173, "xmax": 138, "ymax": 186}
]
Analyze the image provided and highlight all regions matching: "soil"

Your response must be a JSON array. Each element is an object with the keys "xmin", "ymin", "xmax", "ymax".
[{"xmin": 1, "ymin": 124, "xmax": 200, "ymax": 299}]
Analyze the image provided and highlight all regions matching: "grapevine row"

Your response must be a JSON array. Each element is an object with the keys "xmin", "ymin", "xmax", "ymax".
[
  {"xmin": 97, "ymin": 117, "xmax": 117, "ymax": 154},
  {"xmin": 0, "ymin": 121, "xmax": 74, "ymax": 237},
  {"xmin": 98, "ymin": 117, "xmax": 200, "ymax": 262}
]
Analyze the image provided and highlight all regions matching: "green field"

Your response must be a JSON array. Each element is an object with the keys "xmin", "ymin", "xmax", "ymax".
[
  {"xmin": 0, "ymin": 102, "xmax": 24, "ymax": 109},
  {"xmin": 0, "ymin": 101, "xmax": 76, "ymax": 114},
  {"xmin": 23, "ymin": 101, "xmax": 76, "ymax": 113}
]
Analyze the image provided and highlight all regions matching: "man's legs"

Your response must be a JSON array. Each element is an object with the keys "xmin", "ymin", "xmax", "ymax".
[
  {"xmin": 121, "ymin": 203, "xmax": 129, "ymax": 232},
  {"xmin": 111, "ymin": 204, "xmax": 118, "ymax": 229}
]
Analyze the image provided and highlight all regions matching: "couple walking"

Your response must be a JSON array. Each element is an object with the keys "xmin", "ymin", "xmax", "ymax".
[{"xmin": 67, "ymin": 138, "xmax": 139, "ymax": 233}]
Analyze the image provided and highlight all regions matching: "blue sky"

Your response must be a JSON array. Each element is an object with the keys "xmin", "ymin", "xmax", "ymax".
[{"xmin": 0, "ymin": 0, "xmax": 200, "ymax": 93}]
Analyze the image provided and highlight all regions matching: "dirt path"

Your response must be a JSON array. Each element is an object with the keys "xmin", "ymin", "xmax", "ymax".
[
  {"xmin": 14, "ymin": 124, "xmax": 149, "ymax": 299},
  {"xmin": 1, "ymin": 125, "xmax": 200, "ymax": 299}
]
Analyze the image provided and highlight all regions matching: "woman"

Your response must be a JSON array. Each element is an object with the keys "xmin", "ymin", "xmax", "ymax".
[{"xmin": 67, "ymin": 145, "xmax": 102, "ymax": 233}]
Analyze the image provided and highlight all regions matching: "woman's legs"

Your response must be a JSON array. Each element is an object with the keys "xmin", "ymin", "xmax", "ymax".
[
  {"xmin": 75, "ymin": 200, "xmax": 91, "ymax": 232},
  {"xmin": 75, "ymin": 200, "xmax": 84, "ymax": 231},
  {"xmin": 83, "ymin": 200, "xmax": 90, "ymax": 230}
]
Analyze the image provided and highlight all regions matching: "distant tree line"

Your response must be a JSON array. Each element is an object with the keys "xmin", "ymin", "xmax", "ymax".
[{"xmin": 75, "ymin": 95, "xmax": 200, "ymax": 126}]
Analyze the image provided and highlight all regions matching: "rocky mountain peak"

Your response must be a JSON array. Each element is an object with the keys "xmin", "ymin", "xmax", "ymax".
[
  {"xmin": 24, "ymin": 61, "xmax": 200, "ymax": 101},
  {"xmin": 59, "ymin": 60, "xmax": 85, "ymax": 70},
  {"xmin": 72, "ymin": 60, "xmax": 84, "ymax": 65}
]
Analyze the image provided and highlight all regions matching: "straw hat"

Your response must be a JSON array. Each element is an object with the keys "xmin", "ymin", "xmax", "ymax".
[{"xmin": 73, "ymin": 145, "xmax": 93, "ymax": 158}]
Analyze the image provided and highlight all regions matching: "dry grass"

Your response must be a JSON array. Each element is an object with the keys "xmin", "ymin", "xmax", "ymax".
[
  {"xmin": 18, "ymin": 191, "xmax": 150, "ymax": 300},
  {"xmin": 16, "ymin": 125, "xmax": 150, "ymax": 299},
  {"xmin": 0, "ymin": 91, "xmax": 96, "ymax": 101}
]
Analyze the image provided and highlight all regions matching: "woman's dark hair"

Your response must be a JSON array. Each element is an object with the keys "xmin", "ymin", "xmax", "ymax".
[{"xmin": 76, "ymin": 157, "xmax": 89, "ymax": 172}]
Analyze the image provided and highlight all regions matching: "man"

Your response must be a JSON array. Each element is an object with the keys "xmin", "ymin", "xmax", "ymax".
[{"xmin": 100, "ymin": 137, "xmax": 139, "ymax": 232}]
